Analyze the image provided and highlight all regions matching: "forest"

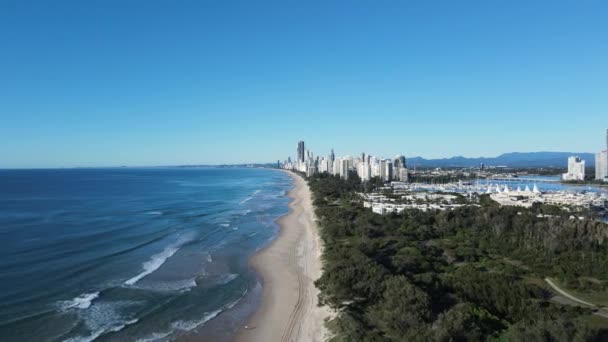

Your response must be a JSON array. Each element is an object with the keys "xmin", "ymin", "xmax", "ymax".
[{"xmin": 307, "ymin": 173, "xmax": 608, "ymax": 341}]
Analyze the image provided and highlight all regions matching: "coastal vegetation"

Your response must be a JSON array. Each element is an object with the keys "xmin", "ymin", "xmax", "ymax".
[{"xmin": 308, "ymin": 173, "xmax": 608, "ymax": 341}]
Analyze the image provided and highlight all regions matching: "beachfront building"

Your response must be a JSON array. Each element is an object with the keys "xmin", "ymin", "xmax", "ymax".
[
  {"xmin": 332, "ymin": 157, "xmax": 341, "ymax": 177},
  {"xmin": 596, "ymin": 151, "xmax": 608, "ymax": 182},
  {"xmin": 397, "ymin": 167, "xmax": 409, "ymax": 182},
  {"xmin": 562, "ymin": 156, "xmax": 585, "ymax": 181},
  {"xmin": 385, "ymin": 159, "xmax": 394, "ymax": 181},
  {"xmin": 318, "ymin": 157, "xmax": 331, "ymax": 174},
  {"xmin": 306, "ymin": 164, "xmax": 317, "ymax": 177},
  {"xmin": 284, "ymin": 140, "xmax": 410, "ymax": 183},
  {"xmin": 297, "ymin": 141, "xmax": 305, "ymax": 163},
  {"xmin": 393, "ymin": 155, "xmax": 407, "ymax": 182},
  {"xmin": 339, "ymin": 158, "xmax": 350, "ymax": 180},
  {"xmin": 394, "ymin": 155, "xmax": 406, "ymax": 169},
  {"xmin": 357, "ymin": 160, "xmax": 371, "ymax": 181},
  {"xmin": 370, "ymin": 156, "xmax": 379, "ymax": 178},
  {"xmin": 595, "ymin": 129, "xmax": 608, "ymax": 182}
]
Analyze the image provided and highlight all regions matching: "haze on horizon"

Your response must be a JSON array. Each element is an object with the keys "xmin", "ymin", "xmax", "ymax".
[{"xmin": 1, "ymin": 1, "xmax": 607, "ymax": 168}]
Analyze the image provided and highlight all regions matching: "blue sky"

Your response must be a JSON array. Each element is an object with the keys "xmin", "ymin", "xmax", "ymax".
[{"xmin": 1, "ymin": 1, "xmax": 607, "ymax": 167}]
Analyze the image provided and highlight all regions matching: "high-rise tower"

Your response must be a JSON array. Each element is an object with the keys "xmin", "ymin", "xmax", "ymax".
[
  {"xmin": 393, "ymin": 155, "xmax": 406, "ymax": 169},
  {"xmin": 297, "ymin": 141, "xmax": 305, "ymax": 163},
  {"xmin": 597, "ymin": 129, "xmax": 608, "ymax": 181},
  {"xmin": 562, "ymin": 156, "xmax": 585, "ymax": 181}
]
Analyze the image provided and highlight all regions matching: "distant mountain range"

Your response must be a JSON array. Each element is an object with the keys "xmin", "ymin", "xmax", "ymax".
[{"xmin": 406, "ymin": 152, "xmax": 596, "ymax": 168}]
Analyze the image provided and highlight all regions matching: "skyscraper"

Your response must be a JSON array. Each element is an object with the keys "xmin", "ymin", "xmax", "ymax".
[
  {"xmin": 594, "ymin": 129, "xmax": 608, "ymax": 182},
  {"xmin": 340, "ymin": 158, "xmax": 350, "ymax": 180},
  {"xmin": 297, "ymin": 141, "xmax": 305, "ymax": 163},
  {"xmin": 386, "ymin": 159, "xmax": 394, "ymax": 181},
  {"xmin": 595, "ymin": 151, "xmax": 607, "ymax": 181},
  {"xmin": 330, "ymin": 149, "xmax": 335, "ymax": 162},
  {"xmin": 333, "ymin": 157, "xmax": 341, "ymax": 176},
  {"xmin": 562, "ymin": 156, "xmax": 585, "ymax": 181},
  {"xmin": 379, "ymin": 159, "xmax": 387, "ymax": 181},
  {"xmin": 393, "ymin": 155, "xmax": 406, "ymax": 169}
]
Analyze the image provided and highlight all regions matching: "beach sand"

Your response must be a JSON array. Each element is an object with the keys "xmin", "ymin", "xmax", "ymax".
[{"xmin": 236, "ymin": 171, "xmax": 333, "ymax": 342}]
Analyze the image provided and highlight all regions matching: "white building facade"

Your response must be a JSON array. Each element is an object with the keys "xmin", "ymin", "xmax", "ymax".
[
  {"xmin": 596, "ymin": 151, "xmax": 608, "ymax": 182},
  {"xmin": 562, "ymin": 156, "xmax": 585, "ymax": 181}
]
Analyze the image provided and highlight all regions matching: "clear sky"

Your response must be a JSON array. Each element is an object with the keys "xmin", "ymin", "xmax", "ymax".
[{"xmin": 1, "ymin": 1, "xmax": 607, "ymax": 168}]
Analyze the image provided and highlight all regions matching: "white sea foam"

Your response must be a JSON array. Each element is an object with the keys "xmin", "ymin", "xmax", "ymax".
[
  {"xmin": 125, "ymin": 235, "xmax": 193, "ymax": 286},
  {"xmin": 171, "ymin": 309, "xmax": 223, "ymax": 331},
  {"xmin": 239, "ymin": 197, "xmax": 253, "ymax": 205},
  {"xmin": 137, "ymin": 290, "xmax": 249, "ymax": 341},
  {"xmin": 145, "ymin": 211, "xmax": 163, "ymax": 215},
  {"xmin": 125, "ymin": 245, "xmax": 180, "ymax": 286},
  {"xmin": 216, "ymin": 273, "xmax": 239, "ymax": 285},
  {"xmin": 207, "ymin": 253, "xmax": 213, "ymax": 263},
  {"xmin": 63, "ymin": 329, "xmax": 105, "ymax": 342},
  {"xmin": 170, "ymin": 290, "xmax": 247, "ymax": 331},
  {"xmin": 59, "ymin": 292, "xmax": 100, "ymax": 311},
  {"xmin": 219, "ymin": 223, "xmax": 230, "ymax": 227},
  {"xmin": 63, "ymin": 302, "xmax": 139, "ymax": 342},
  {"xmin": 226, "ymin": 289, "xmax": 247, "ymax": 309},
  {"xmin": 239, "ymin": 190, "xmax": 261, "ymax": 205},
  {"xmin": 135, "ymin": 331, "xmax": 173, "ymax": 342},
  {"xmin": 112, "ymin": 318, "xmax": 138, "ymax": 331}
]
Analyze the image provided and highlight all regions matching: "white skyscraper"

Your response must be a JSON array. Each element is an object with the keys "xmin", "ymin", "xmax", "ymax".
[
  {"xmin": 357, "ymin": 161, "xmax": 371, "ymax": 181},
  {"xmin": 318, "ymin": 157, "xmax": 330, "ymax": 174},
  {"xmin": 592, "ymin": 129, "xmax": 608, "ymax": 182},
  {"xmin": 370, "ymin": 156, "xmax": 380, "ymax": 178},
  {"xmin": 596, "ymin": 151, "xmax": 608, "ymax": 181},
  {"xmin": 562, "ymin": 156, "xmax": 585, "ymax": 181},
  {"xmin": 333, "ymin": 157, "xmax": 341, "ymax": 176}
]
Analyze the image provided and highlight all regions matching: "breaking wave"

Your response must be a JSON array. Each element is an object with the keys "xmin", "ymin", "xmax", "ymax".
[
  {"xmin": 58, "ymin": 292, "xmax": 100, "ymax": 311},
  {"xmin": 125, "ymin": 235, "xmax": 194, "ymax": 286}
]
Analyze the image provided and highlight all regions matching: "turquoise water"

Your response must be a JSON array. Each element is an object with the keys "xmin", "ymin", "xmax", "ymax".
[{"xmin": 0, "ymin": 167, "xmax": 291, "ymax": 341}]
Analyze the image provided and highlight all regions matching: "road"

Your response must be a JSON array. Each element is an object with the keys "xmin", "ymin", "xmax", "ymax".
[{"xmin": 545, "ymin": 278, "xmax": 596, "ymax": 307}]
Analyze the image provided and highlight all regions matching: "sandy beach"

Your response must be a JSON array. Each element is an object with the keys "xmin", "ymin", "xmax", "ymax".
[{"xmin": 236, "ymin": 171, "xmax": 332, "ymax": 342}]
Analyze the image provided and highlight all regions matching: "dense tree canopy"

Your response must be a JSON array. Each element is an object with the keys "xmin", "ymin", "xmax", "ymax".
[{"xmin": 308, "ymin": 174, "xmax": 608, "ymax": 341}]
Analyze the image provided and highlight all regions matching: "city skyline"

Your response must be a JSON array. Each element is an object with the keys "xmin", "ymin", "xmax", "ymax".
[
  {"xmin": 285, "ymin": 128, "xmax": 608, "ymax": 182},
  {"xmin": 2, "ymin": 1, "xmax": 608, "ymax": 168}
]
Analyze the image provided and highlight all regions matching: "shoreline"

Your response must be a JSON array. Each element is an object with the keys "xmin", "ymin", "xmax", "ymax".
[{"xmin": 235, "ymin": 170, "xmax": 332, "ymax": 342}]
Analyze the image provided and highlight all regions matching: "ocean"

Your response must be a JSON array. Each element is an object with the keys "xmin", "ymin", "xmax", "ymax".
[{"xmin": 0, "ymin": 167, "xmax": 291, "ymax": 342}]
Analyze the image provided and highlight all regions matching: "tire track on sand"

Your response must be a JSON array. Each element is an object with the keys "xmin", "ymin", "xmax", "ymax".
[{"xmin": 280, "ymin": 186, "xmax": 307, "ymax": 342}]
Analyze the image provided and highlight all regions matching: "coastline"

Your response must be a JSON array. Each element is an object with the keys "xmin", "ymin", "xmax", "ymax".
[{"xmin": 235, "ymin": 170, "xmax": 332, "ymax": 342}]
